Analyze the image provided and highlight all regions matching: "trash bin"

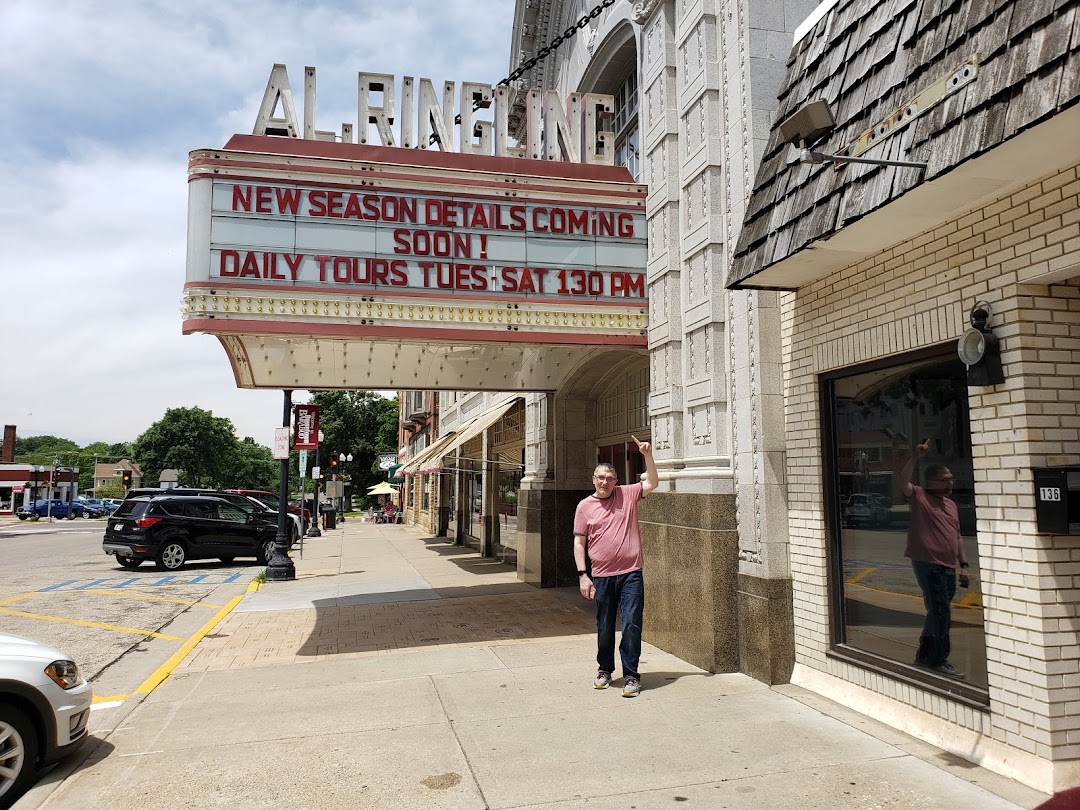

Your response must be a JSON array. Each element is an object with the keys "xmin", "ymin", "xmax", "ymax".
[{"xmin": 321, "ymin": 503, "xmax": 336, "ymax": 530}]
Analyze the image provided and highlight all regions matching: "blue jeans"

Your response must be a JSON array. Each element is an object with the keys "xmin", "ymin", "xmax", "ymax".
[
  {"xmin": 593, "ymin": 569, "xmax": 644, "ymax": 680},
  {"xmin": 912, "ymin": 561, "xmax": 956, "ymax": 667}
]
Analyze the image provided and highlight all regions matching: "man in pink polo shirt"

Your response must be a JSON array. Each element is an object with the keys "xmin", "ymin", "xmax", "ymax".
[
  {"xmin": 900, "ymin": 439, "xmax": 973, "ymax": 680},
  {"xmin": 573, "ymin": 435, "xmax": 659, "ymax": 697}
]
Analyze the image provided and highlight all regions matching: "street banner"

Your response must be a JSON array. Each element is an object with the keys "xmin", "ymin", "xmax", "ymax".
[
  {"xmin": 299, "ymin": 449, "xmax": 308, "ymax": 478},
  {"xmin": 293, "ymin": 404, "xmax": 320, "ymax": 450}
]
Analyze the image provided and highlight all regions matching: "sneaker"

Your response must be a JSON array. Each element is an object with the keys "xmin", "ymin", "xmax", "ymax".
[
  {"xmin": 931, "ymin": 662, "xmax": 966, "ymax": 679},
  {"xmin": 622, "ymin": 677, "xmax": 641, "ymax": 698},
  {"xmin": 594, "ymin": 669, "xmax": 611, "ymax": 689}
]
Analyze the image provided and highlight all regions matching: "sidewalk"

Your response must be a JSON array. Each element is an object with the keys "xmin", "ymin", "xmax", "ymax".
[{"xmin": 28, "ymin": 518, "xmax": 1049, "ymax": 809}]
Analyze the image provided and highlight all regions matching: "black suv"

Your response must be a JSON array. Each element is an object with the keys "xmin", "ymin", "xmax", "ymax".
[
  {"xmin": 125, "ymin": 487, "xmax": 300, "ymax": 544},
  {"xmin": 102, "ymin": 495, "xmax": 280, "ymax": 570}
]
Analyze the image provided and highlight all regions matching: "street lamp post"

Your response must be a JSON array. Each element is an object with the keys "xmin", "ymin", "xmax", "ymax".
[
  {"xmin": 306, "ymin": 430, "xmax": 324, "ymax": 537},
  {"xmin": 266, "ymin": 389, "xmax": 296, "ymax": 581},
  {"xmin": 338, "ymin": 452, "xmax": 352, "ymax": 521}
]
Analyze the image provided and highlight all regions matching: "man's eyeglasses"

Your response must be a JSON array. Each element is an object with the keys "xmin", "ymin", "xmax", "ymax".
[{"xmin": 593, "ymin": 476, "xmax": 617, "ymax": 483}]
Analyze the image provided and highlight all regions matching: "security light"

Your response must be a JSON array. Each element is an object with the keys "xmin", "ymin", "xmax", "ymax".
[
  {"xmin": 779, "ymin": 100, "xmax": 835, "ymax": 148},
  {"xmin": 780, "ymin": 99, "xmax": 927, "ymax": 170}
]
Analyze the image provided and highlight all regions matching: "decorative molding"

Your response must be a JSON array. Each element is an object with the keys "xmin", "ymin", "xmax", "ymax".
[{"xmin": 632, "ymin": 0, "xmax": 664, "ymax": 25}]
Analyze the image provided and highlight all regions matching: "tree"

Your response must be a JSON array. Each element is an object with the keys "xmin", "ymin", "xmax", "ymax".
[
  {"xmin": 232, "ymin": 437, "xmax": 278, "ymax": 490},
  {"xmin": 132, "ymin": 407, "xmax": 239, "ymax": 487},
  {"xmin": 309, "ymin": 392, "xmax": 399, "ymax": 502},
  {"xmin": 14, "ymin": 435, "xmax": 80, "ymax": 464}
]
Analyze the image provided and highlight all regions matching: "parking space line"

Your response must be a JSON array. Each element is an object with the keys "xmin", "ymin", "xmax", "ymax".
[
  {"xmin": 0, "ymin": 608, "xmax": 185, "ymax": 640},
  {"xmin": 187, "ymin": 575, "xmax": 208, "ymax": 584},
  {"xmin": 223, "ymin": 573, "xmax": 243, "ymax": 583},
  {"xmin": 151, "ymin": 575, "xmax": 177, "ymax": 586},
  {"xmin": 113, "ymin": 578, "xmax": 141, "ymax": 588},
  {"xmin": 0, "ymin": 593, "xmax": 36, "ymax": 607},
  {"xmin": 84, "ymin": 589, "xmax": 225, "ymax": 609},
  {"xmin": 74, "ymin": 578, "xmax": 110, "ymax": 590},
  {"xmin": 92, "ymin": 693, "xmax": 128, "ymax": 705},
  {"xmin": 134, "ymin": 580, "xmax": 257, "ymax": 695},
  {"xmin": 38, "ymin": 580, "xmax": 78, "ymax": 591}
]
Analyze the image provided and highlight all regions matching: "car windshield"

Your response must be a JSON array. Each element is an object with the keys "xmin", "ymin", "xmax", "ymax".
[
  {"xmin": 113, "ymin": 500, "xmax": 151, "ymax": 517},
  {"xmin": 254, "ymin": 494, "xmax": 281, "ymax": 510}
]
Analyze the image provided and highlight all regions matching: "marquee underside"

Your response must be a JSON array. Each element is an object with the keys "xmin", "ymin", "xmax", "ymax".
[{"xmin": 209, "ymin": 332, "xmax": 642, "ymax": 391}]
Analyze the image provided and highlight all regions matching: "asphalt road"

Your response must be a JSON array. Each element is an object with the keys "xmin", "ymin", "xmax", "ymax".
[{"xmin": 0, "ymin": 519, "xmax": 252, "ymax": 710}]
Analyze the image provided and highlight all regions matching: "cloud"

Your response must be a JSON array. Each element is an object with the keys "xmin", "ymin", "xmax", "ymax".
[{"xmin": 0, "ymin": 0, "xmax": 514, "ymax": 447}]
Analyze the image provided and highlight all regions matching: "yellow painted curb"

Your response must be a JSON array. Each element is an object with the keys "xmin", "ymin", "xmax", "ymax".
[{"xmin": 134, "ymin": 579, "xmax": 261, "ymax": 695}]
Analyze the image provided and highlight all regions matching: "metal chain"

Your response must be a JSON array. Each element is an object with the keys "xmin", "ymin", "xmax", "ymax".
[{"xmin": 428, "ymin": 0, "xmax": 615, "ymax": 145}]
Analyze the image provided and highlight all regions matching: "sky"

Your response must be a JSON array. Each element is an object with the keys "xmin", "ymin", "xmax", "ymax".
[{"xmin": 1, "ymin": 0, "xmax": 516, "ymax": 448}]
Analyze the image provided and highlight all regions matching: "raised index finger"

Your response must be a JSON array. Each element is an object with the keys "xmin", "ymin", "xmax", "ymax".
[{"xmin": 630, "ymin": 434, "xmax": 642, "ymax": 447}]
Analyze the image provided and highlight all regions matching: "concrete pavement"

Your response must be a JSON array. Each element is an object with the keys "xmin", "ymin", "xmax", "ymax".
[{"xmin": 20, "ymin": 517, "xmax": 1051, "ymax": 809}]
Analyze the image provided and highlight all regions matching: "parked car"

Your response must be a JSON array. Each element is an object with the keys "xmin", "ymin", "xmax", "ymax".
[
  {"xmin": 173, "ymin": 489, "xmax": 301, "ymax": 545},
  {"xmin": 0, "ymin": 633, "xmax": 92, "ymax": 809},
  {"xmin": 230, "ymin": 489, "xmax": 311, "ymax": 525},
  {"xmin": 15, "ymin": 500, "xmax": 85, "ymax": 521},
  {"xmin": 102, "ymin": 499, "xmax": 124, "ymax": 510},
  {"xmin": 77, "ymin": 498, "xmax": 114, "ymax": 517},
  {"xmin": 102, "ymin": 495, "xmax": 280, "ymax": 570},
  {"xmin": 843, "ymin": 493, "xmax": 889, "ymax": 528}
]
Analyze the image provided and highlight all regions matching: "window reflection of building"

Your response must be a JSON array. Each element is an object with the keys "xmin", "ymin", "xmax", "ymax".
[
  {"xmin": 825, "ymin": 351, "xmax": 986, "ymax": 691},
  {"xmin": 612, "ymin": 70, "xmax": 639, "ymax": 181}
]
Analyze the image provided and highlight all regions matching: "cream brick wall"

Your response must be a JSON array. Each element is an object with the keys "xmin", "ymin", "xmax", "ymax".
[{"xmin": 784, "ymin": 162, "xmax": 1080, "ymax": 763}]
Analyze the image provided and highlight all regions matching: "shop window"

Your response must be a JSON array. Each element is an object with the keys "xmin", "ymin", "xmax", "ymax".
[
  {"xmin": 824, "ymin": 351, "xmax": 987, "ymax": 691},
  {"xmin": 421, "ymin": 475, "xmax": 430, "ymax": 511}
]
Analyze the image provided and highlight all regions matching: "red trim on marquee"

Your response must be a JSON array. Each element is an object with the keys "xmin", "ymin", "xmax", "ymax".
[
  {"xmin": 184, "ymin": 318, "xmax": 647, "ymax": 346},
  {"xmin": 187, "ymin": 160, "xmax": 644, "ymax": 208},
  {"xmin": 219, "ymin": 134, "xmax": 639, "ymax": 184},
  {"xmin": 182, "ymin": 281, "xmax": 646, "ymax": 308}
]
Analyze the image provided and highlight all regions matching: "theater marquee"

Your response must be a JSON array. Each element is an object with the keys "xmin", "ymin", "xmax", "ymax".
[{"xmin": 184, "ymin": 133, "xmax": 648, "ymax": 391}]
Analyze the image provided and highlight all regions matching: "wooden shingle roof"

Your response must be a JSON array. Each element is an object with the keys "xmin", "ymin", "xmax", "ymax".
[{"xmin": 729, "ymin": 0, "xmax": 1080, "ymax": 289}]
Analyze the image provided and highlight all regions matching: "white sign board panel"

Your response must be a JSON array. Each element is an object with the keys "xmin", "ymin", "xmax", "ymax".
[
  {"xmin": 273, "ymin": 427, "xmax": 291, "ymax": 459},
  {"xmin": 299, "ymin": 449, "xmax": 308, "ymax": 477}
]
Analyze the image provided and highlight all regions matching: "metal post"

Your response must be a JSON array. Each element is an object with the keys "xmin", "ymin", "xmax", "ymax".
[
  {"xmin": 307, "ymin": 441, "xmax": 322, "ymax": 537},
  {"xmin": 266, "ymin": 390, "xmax": 296, "ymax": 581}
]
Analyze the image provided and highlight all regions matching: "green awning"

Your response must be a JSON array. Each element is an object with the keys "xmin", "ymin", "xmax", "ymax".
[{"xmin": 386, "ymin": 463, "xmax": 404, "ymax": 484}]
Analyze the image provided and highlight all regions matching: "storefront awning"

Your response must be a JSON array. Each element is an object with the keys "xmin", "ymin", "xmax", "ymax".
[
  {"xmin": 399, "ymin": 430, "xmax": 464, "ymax": 477},
  {"xmin": 420, "ymin": 397, "xmax": 523, "ymax": 472},
  {"xmin": 385, "ymin": 463, "xmax": 404, "ymax": 484}
]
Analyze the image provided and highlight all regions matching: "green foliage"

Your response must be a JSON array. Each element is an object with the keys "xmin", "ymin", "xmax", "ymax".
[
  {"xmin": 309, "ymin": 392, "xmax": 399, "ymax": 497},
  {"xmin": 233, "ymin": 437, "xmax": 278, "ymax": 490},
  {"xmin": 14, "ymin": 435, "xmax": 80, "ymax": 465},
  {"xmin": 95, "ymin": 480, "xmax": 127, "ymax": 499},
  {"xmin": 132, "ymin": 406, "xmax": 240, "ymax": 488}
]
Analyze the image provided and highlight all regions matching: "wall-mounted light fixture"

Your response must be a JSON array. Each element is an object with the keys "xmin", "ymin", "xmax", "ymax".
[
  {"xmin": 958, "ymin": 302, "xmax": 1004, "ymax": 386},
  {"xmin": 779, "ymin": 99, "xmax": 928, "ymax": 170}
]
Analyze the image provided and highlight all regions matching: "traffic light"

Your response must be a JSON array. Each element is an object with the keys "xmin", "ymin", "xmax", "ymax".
[{"xmin": 121, "ymin": 469, "xmax": 133, "ymax": 489}]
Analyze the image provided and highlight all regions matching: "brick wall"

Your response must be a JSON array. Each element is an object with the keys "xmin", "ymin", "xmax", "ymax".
[{"xmin": 784, "ymin": 162, "xmax": 1080, "ymax": 762}]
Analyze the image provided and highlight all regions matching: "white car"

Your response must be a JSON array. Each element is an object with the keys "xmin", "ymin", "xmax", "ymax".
[{"xmin": 0, "ymin": 634, "xmax": 93, "ymax": 809}]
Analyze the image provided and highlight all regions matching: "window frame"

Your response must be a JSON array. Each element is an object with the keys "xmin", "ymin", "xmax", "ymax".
[{"xmin": 819, "ymin": 343, "xmax": 989, "ymax": 707}]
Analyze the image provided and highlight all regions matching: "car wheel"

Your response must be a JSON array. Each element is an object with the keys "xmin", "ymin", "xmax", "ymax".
[
  {"xmin": 0, "ymin": 703, "xmax": 37, "ymax": 809},
  {"xmin": 16, "ymin": 515, "xmax": 26, "ymax": 521},
  {"xmin": 155, "ymin": 539, "xmax": 187, "ymax": 571},
  {"xmin": 218, "ymin": 556, "xmax": 235, "ymax": 564},
  {"xmin": 256, "ymin": 537, "xmax": 277, "ymax": 565},
  {"xmin": 28, "ymin": 514, "xmax": 39, "ymax": 522},
  {"xmin": 116, "ymin": 555, "xmax": 141, "ymax": 569}
]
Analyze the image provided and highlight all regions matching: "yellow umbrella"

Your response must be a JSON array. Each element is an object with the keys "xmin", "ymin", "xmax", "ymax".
[{"xmin": 367, "ymin": 482, "xmax": 399, "ymax": 496}]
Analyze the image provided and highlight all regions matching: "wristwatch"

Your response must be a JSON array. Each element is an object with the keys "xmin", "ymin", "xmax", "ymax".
[
  {"xmin": 960, "ymin": 563, "xmax": 970, "ymax": 568},
  {"xmin": 577, "ymin": 570, "xmax": 588, "ymax": 577}
]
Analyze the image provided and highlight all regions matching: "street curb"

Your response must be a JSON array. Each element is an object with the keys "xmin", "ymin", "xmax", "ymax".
[{"xmin": 17, "ymin": 577, "xmax": 260, "ymax": 810}]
